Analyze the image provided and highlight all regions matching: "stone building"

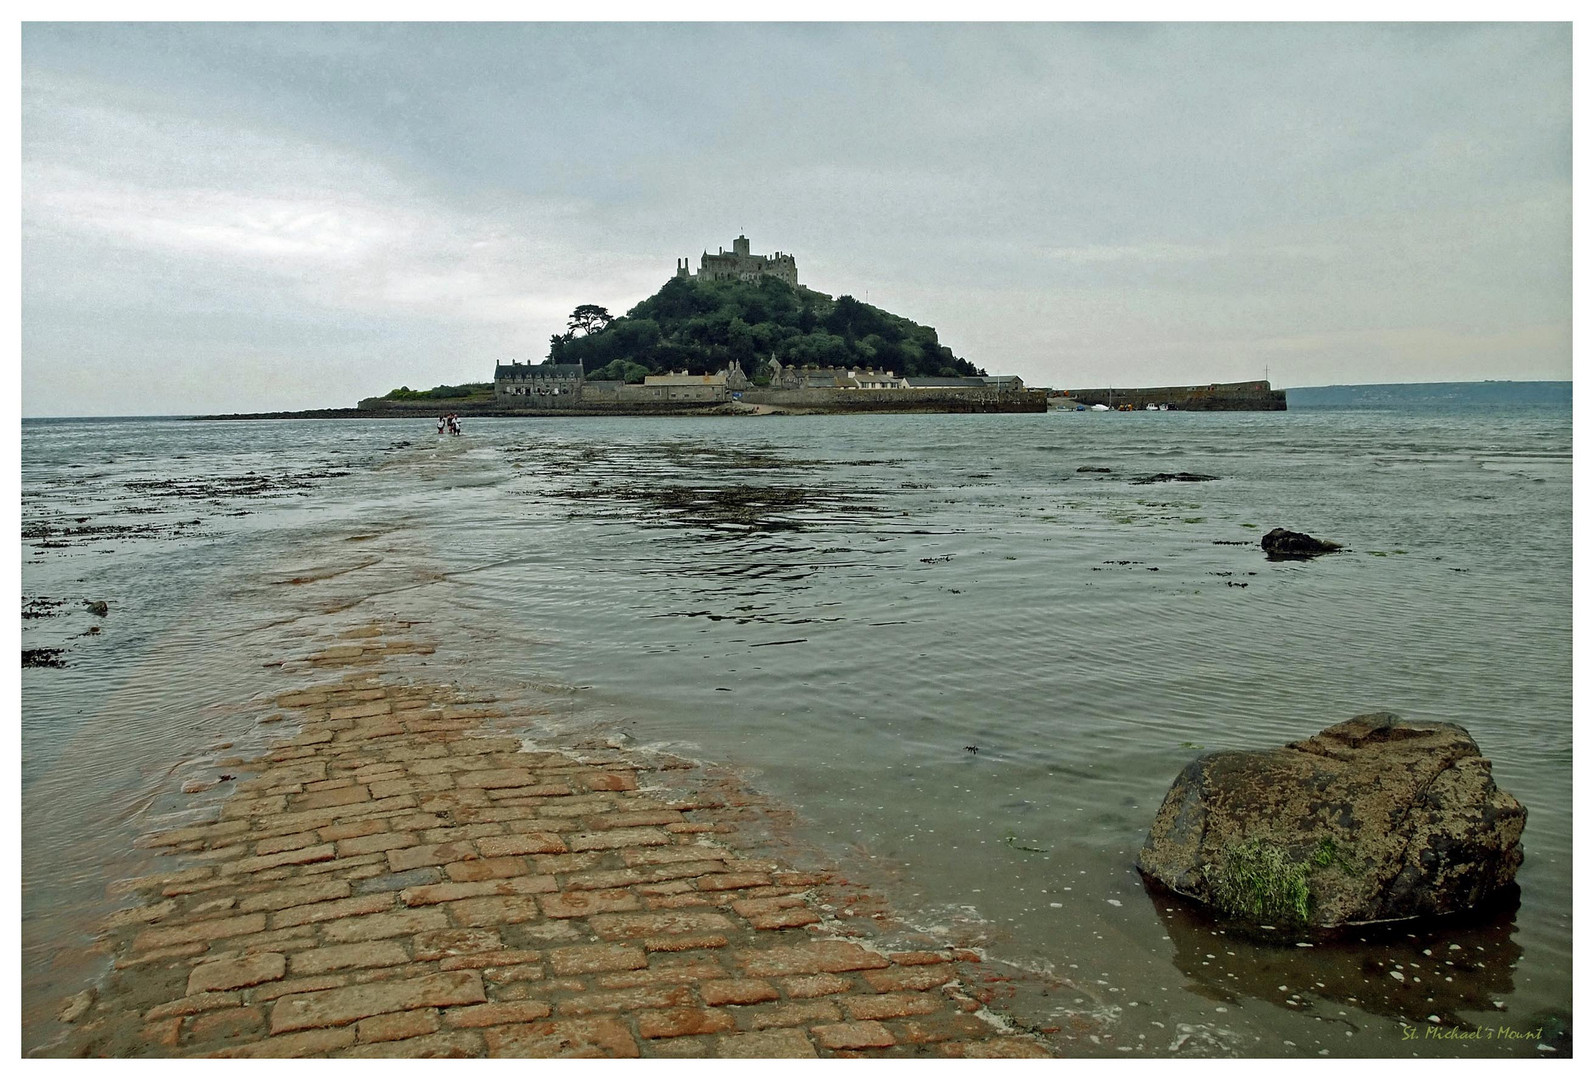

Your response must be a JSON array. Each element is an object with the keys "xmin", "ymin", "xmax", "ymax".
[
  {"xmin": 633, "ymin": 371, "xmax": 728, "ymax": 402},
  {"xmin": 767, "ymin": 358, "xmax": 907, "ymax": 390},
  {"xmin": 675, "ymin": 235, "xmax": 798, "ymax": 288},
  {"xmin": 494, "ymin": 360, "xmax": 584, "ymax": 400}
]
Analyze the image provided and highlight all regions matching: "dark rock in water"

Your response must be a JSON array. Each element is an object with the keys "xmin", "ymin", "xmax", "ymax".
[
  {"xmin": 1260, "ymin": 527, "xmax": 1342, "ymax": 559},
  {"xmin": 83, "ymin": 600, "xmax": 109, "ymax": 617},
  {"xmin": 1076, "ymin": 465, "xmax": 1112, "ymax": 473},
  {"xmin": 22, "ymin": 648, "xmax": 66, "ymax": 668},
  {"xmin": 1136, "ymin": 713, "xmax": 1525, "ymax": 928},
  {"xmin": 1129, "ymin": 472, "xmax": 1218, "ymax": 485}
]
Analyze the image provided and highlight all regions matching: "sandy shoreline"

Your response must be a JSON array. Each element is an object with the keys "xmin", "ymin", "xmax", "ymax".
[{"xmin": 31, "ymin": 621, "xmax": 1054, "ymax": 1058}]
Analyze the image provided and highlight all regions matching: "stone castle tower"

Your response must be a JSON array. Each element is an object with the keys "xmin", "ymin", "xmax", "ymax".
[{"xmin": 675, "ymin": 235, "xmax": 798, "ymax": 288}]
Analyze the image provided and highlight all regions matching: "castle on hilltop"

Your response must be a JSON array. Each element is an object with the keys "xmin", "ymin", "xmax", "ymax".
[{"xmin": 675, "ymin": 235, "xmax": 798, "ymax": 288}]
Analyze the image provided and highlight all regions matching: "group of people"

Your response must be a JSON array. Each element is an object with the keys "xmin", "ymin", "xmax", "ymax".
[{"xmin": 437, "ymin": 413, "xmax": 463, "ymax": 435}]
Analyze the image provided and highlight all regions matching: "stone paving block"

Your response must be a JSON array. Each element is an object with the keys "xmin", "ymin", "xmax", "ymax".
[
  {"xmin": 253, "ymin": 830, "xmax": 322, "ymax": 856},
  {"xmin": 558, "ymin": 984, "xmax": 693, "ymax": 1017},
  {"xmin": 479, "ymin": 1017, "xmax": 639, "ymax": 1058},
  {"xmin": 132, "ymin": 913, "xmax": 268, "ymax": 953},
  {"xmin": 204, "ymin": 1025, "xmax": 358, "ymax": 1057},
  {"xmin": 399, "ymin": 875, "xmax": 556, "ymax": 907},
  {"xmin": 231, "ymin": 843, "xmax": 338, "ymax": 875},
  {"xmin": 411, "ymin": 928, "xmax": 502, "ymax": 961},
  {"xmin": 738, "ymin": 940, "xmax": 890, "ymax": 977},
  {"xmin": 101, "ymin": 899, "xmax": 179, "ymax": 930},
  {"xmin": 586, "ymin": 910, "xmax": 735, "ymax": 940},
  {"xmin": 369, "ymin": 777, "xmax": 453, "ymax": 799},
  {"xmin": 566, "ymin": 828, "xmax": 670, "ymax": 852},
  {"xmin": 547, "ymin": 944, "xmax": 647, "ymax": 976},
  {"xmin": 716, "ymin": 1028, "xmax": 817, "ymax": 1058},
  {"xmin": 643, "ymin": 933, "xmax": 729, "ymax": 953},
  {"xmin": 532, "ymin": 852, "xmax": 606, "ymax": 874},
  {"xmin": 636, "ymin": 1006, "xmax": 735, "ymax": 1039},
  {"xmin": 270, "ymin": 892, "xmax": 396, "ymax": 929},
  {"xmin": 318, "ymin": 819, "xmax": 388, "ymax": 842},
  {"xmin": 289, "ymin": 941, "xmax": 411, "ymax": 976},
  {"xmin": 387, "ymin": 841, "xmax": 477, "ymax": 873},
  {"xmin": 328, "ymin": 701, "xmax": 391, "ymax": 721},
  {"xmin": 812, "ymin": 1020, "xmax": 895, "ymax": 1050},
  {"xmin": 891, "ymin": 1013, "xmax": 993, "ymax": 1044},
  {"xmin": 219, "ymin": 795, "xmax": 288, "ymax": 821},
  {"xmin": 456, "ymin": 768, "xmax": 535, "ymax": 789},
  {"xmin": 436, "ymin": 948, "xmax": 542, "ymax": 971},
  {"xmin": 746, "ymin": 907, "xmax": 820, "ymax": 930},
  {"xmin": 862, "ymin": 964, "xmax": 956, "ymax": 992},
  {"xmin": 696, "ymin": 872, "xmax": 772, "ymax": 892},
  {"xmin": 843, "ymin": 991, "xmax": 943, "ymax": 1020},
  {"xmin": 580, "ymin": 771, "xmax": 638, "ymax": 792},
  {"xmin": 336, "ymin": 831, "xmax": 418, "ymax": 857},
  {"xmin": 186, "ymin": 953, "xmax": 286, "ymax": 995},
  {"xmin": 443, "ymin": 895, "xmax": 544, "ymax": 928},
  {"xmin": 730, "ymin": 895, "xmax": 806, "ymax": 918},
  {"xmin": 699, "ymin": 978, "xmax": 779, "ymax": 1006},
  {"xmin": 737, "ymin": 998, "xmax": 842, "ymax": 1031},
  {"xmin": 140, "ymin": 1017, "xmax": 183, "ymax": 1047},
  {"xmin": 621, "ymin": 845, "xmax": 726, "ymax": 867},
  {"xmin": 539, "ymin": 889, "xmax": 641, "ymax": 920},
  {"xmin": 145, "ymin": 992, "xmax": 243, "ymax": 1022},
  {"xmin": 445, "ymin": 1000, "xmax": 553, "ymax": 1027},
  {"xmin": 591, "ymin": 959, "xmax": 727, "ymax": 989},
  {"xmin": 644, "ymin": 893, "xmax": 718, "ymax": 912},
  {"xmin": 474, "ymin": 833, "xmax": 568, "ymax": 857},
  {"xmin": 355, "ymin": 1008, "xmax": 441, "ymax": 1043},
  {"xmin": 320, "ymin": 907, "xmax": 450, "ymax": 944},
  {"xmin": 340, "ymin": 1029, "xmax": 485, "ymax": 1056},
  {"xmin": 188, "ymin": 1005, "xmax": 265, "ymax": 1043},
  {"xmin": 783, "ymin": 973, "xmax": 855, "ymax": 998},
  {"xmin": 476, "ymin": 963, "xmax": 545, "ymax": 985},
  {"xmin": 353, "ymin": 867, "xmax": 441, "ymax": 895},
  {"xmin": 270, "ymin": 970, "xmax": 486, "ymax": 1034},
  {"xmin": 188, "ymin": 896, "xmax": 239, "ymax": 918},
  {"xmin": 444, "ymin": 856, "xmax": 527, "ymax": 882}
]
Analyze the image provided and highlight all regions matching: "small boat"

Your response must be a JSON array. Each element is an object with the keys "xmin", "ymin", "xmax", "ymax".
[
  {"xmin": 1144, "ymin": 403, "xmax": 1160, "ymax": 411},
  {"xmin": 1090, "ymin": 403, "xmax": 1110, "ymax": 411}
]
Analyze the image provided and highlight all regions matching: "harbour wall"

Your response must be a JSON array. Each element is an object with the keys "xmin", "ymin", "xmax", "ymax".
[{"xmin": 1051, "ymin": 380, "xmax": 1287, "ymax": 411}]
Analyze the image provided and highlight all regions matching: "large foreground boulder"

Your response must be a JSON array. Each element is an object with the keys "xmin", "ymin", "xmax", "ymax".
[{"xmin": 1136, "ymin": 713, "xmax": 1525, "ymax": 928}]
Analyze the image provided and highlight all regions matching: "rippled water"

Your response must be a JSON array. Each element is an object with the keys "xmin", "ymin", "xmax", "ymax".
[{"xmin": 20, "ymin": 407, "xmax": 1572, "ymax": 1056}]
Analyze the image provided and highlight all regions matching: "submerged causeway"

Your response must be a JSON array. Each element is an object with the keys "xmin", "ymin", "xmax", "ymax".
[{"xmin": 40, "ymin": 624, "xmax": 1048, "ymax": 1059}]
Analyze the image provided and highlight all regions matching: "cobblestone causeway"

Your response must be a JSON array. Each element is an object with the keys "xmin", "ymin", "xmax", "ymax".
[{"xmin": 41, "ymin": 626, "xmax": 1051, "ymax": 1058}]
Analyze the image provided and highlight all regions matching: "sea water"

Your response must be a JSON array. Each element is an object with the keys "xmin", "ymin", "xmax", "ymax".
[{"xmin": 20, "ymin": 404, "xmax": 1572, "ymax": 1055}]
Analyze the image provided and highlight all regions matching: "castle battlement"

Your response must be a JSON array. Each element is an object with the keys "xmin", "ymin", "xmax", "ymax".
[{"xmin": 676, "ymin": 234, "xmax": 797, "ymax": 288}]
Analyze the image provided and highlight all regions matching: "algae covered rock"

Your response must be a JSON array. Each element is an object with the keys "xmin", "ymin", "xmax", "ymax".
[
  {"xmin": 1136, "ymin": 713, "xmax": 1525, "ymax": 928},
  {"xmin": 1260, "ymin": 527, "xmax": 1342, "ymax": 559}
]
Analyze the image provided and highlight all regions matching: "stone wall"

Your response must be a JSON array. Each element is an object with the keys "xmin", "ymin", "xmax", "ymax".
[{"xmin": 1055, "ymin": 380, "xmax": 1287, "ymax": 411}]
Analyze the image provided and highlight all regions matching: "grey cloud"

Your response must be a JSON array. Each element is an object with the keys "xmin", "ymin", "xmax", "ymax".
[{"xmin": 21, "ymin": 22, "xmax": 1570, "ymax": 415}]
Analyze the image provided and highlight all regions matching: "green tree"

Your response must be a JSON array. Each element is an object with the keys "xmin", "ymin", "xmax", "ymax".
[{"xmin": 567, "ymin": 304, "xmax": 613, "ymax": 336}]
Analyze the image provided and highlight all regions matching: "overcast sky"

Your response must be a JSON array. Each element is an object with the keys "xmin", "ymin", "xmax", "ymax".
[{"xmin": 20, "ymin": 21, "xmax": 1572, "ymax": 416}]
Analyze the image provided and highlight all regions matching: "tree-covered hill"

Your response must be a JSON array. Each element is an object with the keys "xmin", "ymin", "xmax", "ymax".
[{"xmin": 546, "ymin": 276, "xmax": 984, "ymax": 383}]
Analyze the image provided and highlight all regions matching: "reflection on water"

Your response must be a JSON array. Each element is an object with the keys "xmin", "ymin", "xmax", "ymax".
[{"xmin": 1154, "ymin": 886, "xmax": 1522, "ymax": 1027}]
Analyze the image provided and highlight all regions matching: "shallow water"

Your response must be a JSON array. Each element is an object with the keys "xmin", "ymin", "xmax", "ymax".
[{"xmin": 20, "ymin": 407, "xmax": 1572, "ymax": 1056}]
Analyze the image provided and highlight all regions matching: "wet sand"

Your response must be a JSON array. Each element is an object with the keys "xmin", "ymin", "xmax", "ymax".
[{"xmin": 32, "ymin": 622, "xmax": 1052, "ymax": 1059}]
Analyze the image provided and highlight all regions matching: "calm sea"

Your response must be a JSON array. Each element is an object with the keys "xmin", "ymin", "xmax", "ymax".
[{"xmin": 20, "ymin": 403, "xmax": 1572, "ymax": 1056}]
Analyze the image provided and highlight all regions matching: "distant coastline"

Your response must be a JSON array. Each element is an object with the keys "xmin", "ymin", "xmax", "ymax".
[{"xmin": 1285, "ymin": 380, "xmax": 1570, "ymax": 411}]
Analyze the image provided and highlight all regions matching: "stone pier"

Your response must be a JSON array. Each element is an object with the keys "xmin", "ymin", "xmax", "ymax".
[{"xmin": 40, "ymin": 625, "xmax": 1050, "ymax": 1058}]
